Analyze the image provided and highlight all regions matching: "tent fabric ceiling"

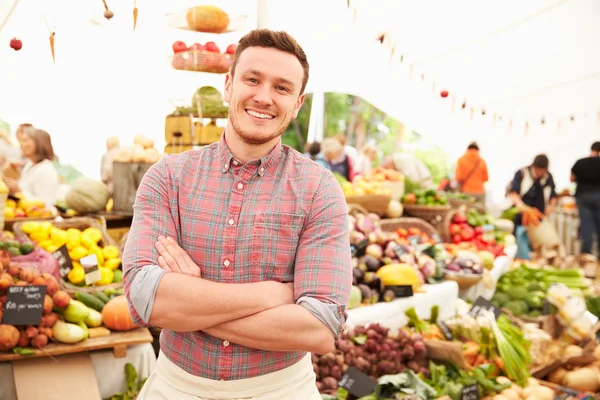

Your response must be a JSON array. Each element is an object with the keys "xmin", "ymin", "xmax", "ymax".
[{"xmin": 341, "ymin": 0, "xmax": 600, "ymax": 117}]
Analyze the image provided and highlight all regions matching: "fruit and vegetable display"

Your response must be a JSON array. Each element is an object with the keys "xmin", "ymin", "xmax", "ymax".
[
  {"xmin": 113, "ymin": 134, "xmax": 162, "ymax": 165},
  {"xmin": 537, "ymin": 342, "xmax": 600, "ymax": 394},
  {"xmin": 19, "ymin": 221, "xmax": 122, "ymax": 287},
  {"xmin": 171, "ymin": 39, "xmax": 235, "ymax": 73},
  {"xmin": 402, "ymin": 189, "xmax": 448, "ymax": 206},
  {"xmin": 104, "ymin": 363, "xmax": 148, "ymax": 400},
  {"xmin": 313, "ymin": 322, "xmax": 430, "ymax": 396},
  {"xmin": 4, "ymin": 196, "xmax": 54, "ymax": 220},
  {"xmin": 448, "ymin": 209, "xmax": 515, "ymax": 257},
  {"xmin": 491, "ymin": 264, "xmax": 588, "ymax": 318},
  {"xmin": 337, "ymin": 174, "xmax": 394, "ymax": 198},
  {"xmin": 347, "ymin": 213, "xmax": 446, "ymax": 308},
  {"xmin": 0, "ymin": 259, "xmax": 137, "ymax": 355}
]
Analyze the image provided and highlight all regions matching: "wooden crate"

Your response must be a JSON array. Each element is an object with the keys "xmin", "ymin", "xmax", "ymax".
[
  {"xmin": 165, "ymin": 114, "xmax": 193, "ymax": 143},
  {"xmin": 164, "ymin": 143, "xmax": 194, "ymax": 154},
  {"xmin": 194, "ymin": 120, "xmax": 223, "ymax": 145},
  {"xmin": 112, "ymin": 162, "xmax": 153, "ymax": 214}
]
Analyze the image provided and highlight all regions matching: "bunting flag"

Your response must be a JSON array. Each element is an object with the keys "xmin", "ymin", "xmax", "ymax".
[{"xmin": 361, "ymin": 6, "xmax": 597, "ymax": 136}]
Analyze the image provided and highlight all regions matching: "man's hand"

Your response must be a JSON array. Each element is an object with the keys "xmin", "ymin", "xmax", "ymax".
[{"xmin": 154, "ymin": 236, "xmax": 201, "ymax": 277}]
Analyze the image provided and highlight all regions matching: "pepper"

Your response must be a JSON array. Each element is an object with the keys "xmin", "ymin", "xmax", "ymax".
[
  {"xmin": 49, "ymin": 32, "xmax": 55, "ymax": 64},
  {"xmin": 133, "ymin": 3, "xmax": 138, "ymax": 31}
]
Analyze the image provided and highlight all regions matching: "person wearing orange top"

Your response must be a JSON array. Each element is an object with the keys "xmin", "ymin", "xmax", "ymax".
[{"xmin": 455, "ymin": 142, "xmax": 488, "ymax": 200}]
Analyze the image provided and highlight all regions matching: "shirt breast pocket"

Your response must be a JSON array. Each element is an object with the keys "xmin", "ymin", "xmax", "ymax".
[{"xmin": 251, "ymin": 212, "xmax": 304, "ymax": 282}]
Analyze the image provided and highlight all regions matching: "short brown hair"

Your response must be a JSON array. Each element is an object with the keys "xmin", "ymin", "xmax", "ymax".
[
  {"xmin": 24, "ymin": 128, "xmax": 55, "ymax": 163},
  {"xmin": 230, "ymin": 29, "xmax": 309, "ymax": 94}
]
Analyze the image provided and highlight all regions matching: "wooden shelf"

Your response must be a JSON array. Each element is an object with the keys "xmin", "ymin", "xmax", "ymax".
[{"xmin": 0, "ymin": 328, "xmax": 153, "ymax": 362}]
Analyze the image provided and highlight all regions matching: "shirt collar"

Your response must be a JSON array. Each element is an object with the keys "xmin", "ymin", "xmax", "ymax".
[{"xmin": 218, "ymin": 131, "xmax": 283, "ymax": 177}]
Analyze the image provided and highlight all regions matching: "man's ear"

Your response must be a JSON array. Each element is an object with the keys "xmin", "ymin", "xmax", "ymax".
[
  {"xmin": 292, "ymin": 94, "xmax": 306, "ymax": 119},
  {"xmin": 224, "ymin": 73, "xmax": 233, "ymax": 103}
]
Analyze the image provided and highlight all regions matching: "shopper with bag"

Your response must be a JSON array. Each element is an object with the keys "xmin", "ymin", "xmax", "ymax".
[
  {"xmin": 570, "ymin": 141, "xmax": 600, "ymax": 257},
  {"xmin": 455, "ymin": 142, "xmax": 488, "ymax": 201},
  {"xmin": 508, "ymin": 154, "xmax": 558, "ymax": 259}
]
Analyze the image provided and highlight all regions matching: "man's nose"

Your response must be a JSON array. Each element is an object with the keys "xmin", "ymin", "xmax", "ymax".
[{"xmin": 252, "ymin": 85, "xmax": 273, "ymax": 106}]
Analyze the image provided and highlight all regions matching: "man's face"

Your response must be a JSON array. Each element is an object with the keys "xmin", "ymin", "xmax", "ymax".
[
  {"xmin": 224, "ymin": 47, "xmax": 305, "ymax": 146},
  {"xmin": 532, "ymin": 167, "xmax": 547, "ymax": 179}
]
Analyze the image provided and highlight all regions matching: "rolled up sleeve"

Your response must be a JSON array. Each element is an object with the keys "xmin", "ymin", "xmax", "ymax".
[
  {"xmin": 122, "ymin": 157, "xmax": 179, "ymax": 327},
  {"xmin": 294, "ymin": 172, "xmax": 352, "ymax": 338}
]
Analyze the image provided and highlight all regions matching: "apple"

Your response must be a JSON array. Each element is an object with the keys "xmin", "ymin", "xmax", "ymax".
[
  {"xmin": 188, "ymin": 43, "xmax": 205, "ymax": 52},
  {"xmin": 10, "ymin": 38, "xmax": 22, "ymax": 51},
  {"xmin": 172, "ymin": 41, "xmax": 187, "ymax": 54},
  {"xmin": 225, "ymin": 44, "xmax": 237, "ymax": 55},
  {"xmin": 204, "ymin": 41, "xmax": 220, "ymax": 53}
]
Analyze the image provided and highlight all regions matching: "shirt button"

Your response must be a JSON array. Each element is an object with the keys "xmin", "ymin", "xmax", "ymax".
[
  {"xmin": 222, "ymin": 168, "xmax": 227, "ymax": 173},
  {"xmin": 223, "ymin": 259, "xmax": 230, "ymax": 267},
  {"xmin": 237, "ymin": 182, "xmax": 243, "ymax": 189},
  {"xmin": 228, "ymin": 218, "xmax": 235, "ymax": 225},
  {"xmin": 259, "ymin": 167, "xmax": 265, "ymax": 173},
  {"xmin": 223, "ymin": 340, "xmax": 230, "ymax": 347},
  {"xmin": 219, "ymin": 378, "xmax": 225, "ymax": 381},
  {"xmin": 233, "ymin": 160, "xmax": 239, "ymax": 166}
]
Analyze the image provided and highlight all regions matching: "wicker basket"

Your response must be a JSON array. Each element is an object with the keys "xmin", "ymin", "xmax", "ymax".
[
  {"xmin": 448, "ymin": 197, "xmax": 485, "ymax": 214},
  {"xmin": 378, "ymin": 217, "xmax": 439, "ymax": 238},
  {"xmin": 345, "ymin": 194, "xmax": 391, "ymax": 217},
  {"xmin": 347, "ymin": 203, "xmax": 369, "ymax": 217},
  {"xmin": 443, "ymin": 271, "xmax": 483, "ymax": 289},
  {"xmin": 402, "ymin": 204, "xmax": 452, "ymax": 236},
  {"xmin": 13, "ymin": 217, "xmax": 123, "ymax": 295}
]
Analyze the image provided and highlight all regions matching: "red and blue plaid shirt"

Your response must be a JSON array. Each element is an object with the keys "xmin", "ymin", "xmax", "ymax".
[{"xmin": 123, "ymin": 136, "xmax": 352, "ymax": 380}]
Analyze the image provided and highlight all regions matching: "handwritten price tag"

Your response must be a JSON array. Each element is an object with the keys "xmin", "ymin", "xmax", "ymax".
[{"xmin": 3, "ymin": 285, "xmax": 47, "ymax": 326}]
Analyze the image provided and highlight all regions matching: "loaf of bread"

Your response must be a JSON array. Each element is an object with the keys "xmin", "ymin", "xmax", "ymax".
[{"xmin": 186, "ymin": 5, "xmax": 230, "ymax": 33}]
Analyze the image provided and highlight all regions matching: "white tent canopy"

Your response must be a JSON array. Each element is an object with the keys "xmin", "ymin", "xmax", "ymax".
[{"xmin": 0, "ymin": 0, "xmax": 598, "ymax": 200}]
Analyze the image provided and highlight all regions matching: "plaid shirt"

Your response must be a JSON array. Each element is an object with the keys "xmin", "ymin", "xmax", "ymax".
[{"xmin": 123, "ymin": 136, "xmax": 352, "ymax": 380}]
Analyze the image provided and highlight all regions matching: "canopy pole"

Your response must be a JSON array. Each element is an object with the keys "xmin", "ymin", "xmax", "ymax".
[
  {"xmin": 0, "ymin": 0, "xmax": 20, "ymax": 34},
  {"xmin": 256, "ymin": 0, "xmax": 268, "ymax": 29}
]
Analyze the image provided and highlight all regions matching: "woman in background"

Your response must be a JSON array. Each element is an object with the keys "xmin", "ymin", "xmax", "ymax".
[
  {"xmin": 354, "ymin": 144, "xmax": 378, "ymax": 176},
  {"xmin": 3, "ymin": 127, "xmax": 60, "ymax": 207}
]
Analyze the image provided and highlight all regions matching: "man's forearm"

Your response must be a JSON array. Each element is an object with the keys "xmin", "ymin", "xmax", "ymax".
[
  {"xmin": 149, "ymin": 273, "xmax": 290, "ymax": 332},
  {"xmin": 203, "ymin": 304, "xmax": 336, "ymax": 354},
  {"xmin": 510, "ymin": 192, "xmax": 526, "ymax": 210}
]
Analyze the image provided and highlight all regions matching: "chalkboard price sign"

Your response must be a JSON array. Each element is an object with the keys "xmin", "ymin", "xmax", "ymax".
[
  {"xmin": 338, "ymin": 367, "xmax": 377, "ymax": 398},
  {"xmin": 461, "ymin": 384, "xmax": 479, "ymax": 400},
  {"xmin": 52, "ymin": 245, "xmax": 73, "ymax": 279},
  {"xmin": 3, "ymin": 285, "xmax": 47, "ymax": 326}
]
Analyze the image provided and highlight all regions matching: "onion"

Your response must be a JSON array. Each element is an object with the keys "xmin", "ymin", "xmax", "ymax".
[
  {"xmin": 563, "ymin": 344, "xmax": 583, "ymax": 359},
  {"xmin": 386, "ymin": 200, "xmax": 403, "ymax": 218},
  {"xmin": 563, "ymin": 368, "xmax": 600, "ymax": 393}
]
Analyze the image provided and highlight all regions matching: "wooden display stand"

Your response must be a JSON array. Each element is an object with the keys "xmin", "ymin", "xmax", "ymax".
[
  {"xmin": 5, "ymin": 328, "xmax": 153, "ymax": 400},
  {"xmin": 164, "ymin": 113, "xmax": 224, "ymax": 155}
]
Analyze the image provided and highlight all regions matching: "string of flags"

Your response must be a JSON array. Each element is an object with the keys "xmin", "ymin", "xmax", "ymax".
[{"xmin": 353, "ymin": 4, "xmax": 598, "ymax": 136}]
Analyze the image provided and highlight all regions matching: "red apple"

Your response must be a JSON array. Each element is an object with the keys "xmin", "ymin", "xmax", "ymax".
[
  {"xmin": 440, "ymin": 90, "xmax": 449, "ymax": 98},
  {"xmin": 204, "ymin": 42, "xmax": 220, "ymax": 53},
  {"xmin": 188, "ymin": 43, "xmax": 205, "ymax": 52},
  {"xmin": 172, "ymin": 40, "xmax": 187, "ymax": 54},
  {"xmin": 225, "ymin": 44, "xmax": 237, "ymax": 55},
  {"xmin": 10, "ymin": 38, "xmax": 22, "ymax": 51}
]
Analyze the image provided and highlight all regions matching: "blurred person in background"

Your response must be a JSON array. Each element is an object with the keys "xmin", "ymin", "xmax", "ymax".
[
  {"xmin": 305, "ymin": 141, "xmax": 330, "ymax": 170},
  {"xmin": 3, "ymin": 127, "xmax": 60, "ymax": 207},
  {"xmin": 101, "ymin": 136, "xmax": 121, "ymax": 192},
  {"xmin": 0, "ymin": 120, "xmax": 21, "ymax": 170},
  {"xmin": 322, "ymin": 137, "xmax": 354, "ymax": 181},
  {"xmin": 382, "ymin": 152, "xmax": 433, "ymax": 189},
  {"xmin": 570, "ymin": 141, "xmax": 600, "ymax": 257},
  {"xmin": 333, "ymin": 133, "xmax": 358, "ymax": 165},
  {"xmin": 455, "ymin": 142, "xmax": 488, "ymax": 201},
  {"xmin": 354, "ymin": 144, "xmax": 378, "ymax": 176},
  {"xmin": 509, "ymin": 154, "xmax": 558, "ymax": 259}
]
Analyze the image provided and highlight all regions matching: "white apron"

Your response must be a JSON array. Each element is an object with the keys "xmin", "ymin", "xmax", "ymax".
[{"xmin": 137, "ymin": 351, "xmax": 321, "ymax": 400}]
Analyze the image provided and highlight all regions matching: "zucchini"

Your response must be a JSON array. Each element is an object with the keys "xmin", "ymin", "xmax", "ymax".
[
  {"xmin": 75, "ymin": 292, "xmax": 106, "ymax": 312},
  {"xmin": 94, "ymin": 291, "xmax": 110, "ymax": 304}
]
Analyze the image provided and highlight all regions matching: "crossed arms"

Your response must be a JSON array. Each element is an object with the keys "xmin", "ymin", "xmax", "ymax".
[{"xmin": 122, "ymin": 158, "xmax": 352, "ymax": 355}]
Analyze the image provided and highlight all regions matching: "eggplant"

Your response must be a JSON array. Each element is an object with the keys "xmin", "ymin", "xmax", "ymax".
[
  {"xmin": 352, "ymin": 267, "xmax": 365, "ymax": 282},
  {"xmin": 363, "ymin": 255, "xmax": 381, "ymax": 272},
  {"xmin": 358, "ymin": 284, "xmax": 372, "ymax": 304}
]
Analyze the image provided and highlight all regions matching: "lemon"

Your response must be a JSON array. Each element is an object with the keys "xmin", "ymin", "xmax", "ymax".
[
  {"xmin": 21, "ymin": 221, "xmax": 41, "ymax": 234},
  {"xmin": 67, "ymin": 266, "xmax": 85, "ymax": 284},
  {"xmin": 38, "ymin": 221, "xmax": 53, "ymax": 234},
  {"xmin": 30, "ymin": 231, "xmax": 49, "ymax": 243},
  {"xmin": 83, "ymin": 227, "xmax": 102, "ymax": 244},
  {"xmin": 95, "ymin": 267, "xmax": 114, "ymax": 286},
  {"xmin": 102, "ymin": 245, "xmax": 119, "ymax": 260},
  {"xmin": 104, "ymin": 258, "xmax": 121, "ymax": 271},
  {"xmin": 50, "ymin": 228, "xmax": 68, "ymax": 247},
  {"xmin": 38, "ymin": 240, "xmax": 53, "ymax": 251},
  {"xmin": 69, "ymin": 246, "xmax": 88, "ymax": 261},
  {"xmin": 4, "ymin": 207, "xmax": 15, "ymax": 219}
]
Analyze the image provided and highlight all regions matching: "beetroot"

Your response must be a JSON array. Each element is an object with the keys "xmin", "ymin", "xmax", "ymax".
[{"xmin": 355, "ymin": 214, "xmax": 375, "ymax": 234}]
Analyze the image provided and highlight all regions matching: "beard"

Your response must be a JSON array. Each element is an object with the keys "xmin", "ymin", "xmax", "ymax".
[{"xmin": 228, "ymin": 95, "xmax": 293, "ymax": 146}]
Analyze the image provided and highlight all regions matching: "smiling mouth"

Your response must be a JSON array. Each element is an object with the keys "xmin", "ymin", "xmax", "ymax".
[{"xmin": 246, "ymin": 109, "xmax": 275, "ymax": 120}]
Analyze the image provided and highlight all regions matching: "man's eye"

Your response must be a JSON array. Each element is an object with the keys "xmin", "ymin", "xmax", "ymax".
[{"xmin": 276, "ymin": 86, "xmax": 289, "ymax": 92}]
